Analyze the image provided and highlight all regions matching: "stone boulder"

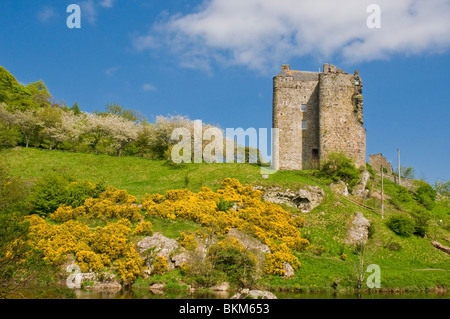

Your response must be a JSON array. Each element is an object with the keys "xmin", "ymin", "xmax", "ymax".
[
  {"xmin": 262, "ymin": 186, "xmax": 324, "ymax": 212},
  {"xmin": 231, "ymin": 288, "xmax": 277, "ymax": 299},
  {"xmin": 228, "ymin": 228, "xmax": 270, "ymax": 254},
  {"xmin": 210, "ymin": 282, "xmax": 230, "ymax": 291},
  {"xmin": 283, "ymin": 262, "xmax": 295, "ymax": 279},
  {"xmin": 347, "ymin": 212, "xmax": 370, "ymax": 245},
  {"xmin": 227, "ymin": 228, "xmax": 271, "ymax": 274},
  {"xmin": 68, "ymin": 271, "xmax": 121, "ymax": 291},
  {"xmin": 353, "ymin": 170, "xmax": 371, "ymax": 198},
  {"xmin": 330, "ymin": 180, "xmax": 348, "ymax": 196},
  {"xmin": 137, "ymin": 232, "xmax": 179, "ymax": 270}
]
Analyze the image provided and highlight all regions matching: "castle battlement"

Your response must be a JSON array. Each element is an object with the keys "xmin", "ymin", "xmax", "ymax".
[{"xmin": 273, "ymin": 64, "xmax": 366, "ymax": 170}]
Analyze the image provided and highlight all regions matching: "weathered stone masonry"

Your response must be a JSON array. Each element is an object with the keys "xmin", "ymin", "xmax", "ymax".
[
  {"xmin": 369, "ymin": 153, "xmax": 393, "ymax": 174},
  {"xmin": 273, "ymin": 64, "xmax": 366, "ymax": 170}
]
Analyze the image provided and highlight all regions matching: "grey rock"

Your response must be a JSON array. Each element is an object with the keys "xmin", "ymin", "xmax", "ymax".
[
  {"xmin": 330, "ymin": 180, "xmax": 349, "ymax": 196},
  {"xmin": 262, "ymin": 186, "xmax": 324, "ymax": 212},
  {"xmin": 231, "ymin": 289, "xmax": 277, "ymax": 299},
  {"xmin": 138, "ymin": 232, "xmax": 179, "ymax": 270},
  {"xmin": 347, "ymin": 212, "xmax": 370, "ymax": 244},
  {"xmin": 353, "ymin": 170, "xmax": 371, "ymax": 198}
]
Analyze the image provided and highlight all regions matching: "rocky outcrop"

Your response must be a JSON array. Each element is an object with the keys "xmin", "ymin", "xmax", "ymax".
[
  {"xmin": 353, "ymin": 170, "xmax": 370, "ymax": 198},
  {"xmin": 283, "ymin": 262, "xmax": 295, "ymax": 279},
  {"xmin": 69, "ymin": 271, "xmax": 121, "ymax": 291},
  {"xmin": 227, "ymin": 228, "xmax": 271, "ymax": 274},
  {"xmin": 228, "ymin": 228, "xmax": 270, "ymax": 254},
  {"xmin": 210, "ymin": 282, "xmax": 230, "ymax": 291},
  {"xmin": 347, "ymin": 212, "xmax": 370, "ymax": 244},
  {"xmin": 231, "ymin": 288, "xmax": 277, "ymax": 299},
  {"xmin": 137, "ymin": 232, "xmax": 180, "ymax": 270},
  {"xmin": 330, "ymin": 180, "xmax": 349, "ymax": 196},
  {"xmin": 262, "ymin": 186, "xmax": 324, "ymax": 212}
]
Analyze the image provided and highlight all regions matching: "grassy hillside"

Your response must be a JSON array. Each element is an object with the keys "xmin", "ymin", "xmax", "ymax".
[{"xmin": 2, "ymin": 147, "xmax": 449, "ymax": 293}]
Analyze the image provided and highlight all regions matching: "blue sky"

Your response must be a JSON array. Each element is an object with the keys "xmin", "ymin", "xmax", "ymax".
[{"xmin": 0, "ymin": 0, "xmax": 449, "ymax": 184}]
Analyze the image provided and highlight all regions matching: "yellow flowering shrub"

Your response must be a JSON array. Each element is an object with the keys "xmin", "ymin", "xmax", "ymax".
[
  {"xmin": 132, "ymin": 220, "xmax": 153, "ymax": 236},
  {"xmin": 50, "ymin": 205, "xmax": 86, "ymax": 223},
  {"xmin": 76, "ymin": 250, "xmax": 104, "ymax": 273},
  {"xmin": 152, "ymin": 256, "xmax": 168, "ymax": 275},
  {"xmin": 264, "ymin": 242, "xmax": 301, "ymax": 276},
  {"xmin": 178, "ymin": 232, "xmax": 198, "ymax": 250},
  {"xmin": 27, "ymin": 215, "xmax": 91, "ymax": 264},
  {"xmin": 115, "ymin": 246, "xmax": 144, "ymax": 284},
  {"xmin": 27, "ymin": 215, "xmax": 144, "ymax": 283},
  {"xmin": 90, "ymin": 219, "xmax": 132, "ymax": 262},
  {"xmin": 84, "ymin": 196, "xmax": 141, "ymax": 222},
  {"xmin": 99, "ymin": 186, "xmax": 137, "ymax": 205},
  {"xmin": 142, "ymin": 178, "xmax": 310, "ymax": 276}
]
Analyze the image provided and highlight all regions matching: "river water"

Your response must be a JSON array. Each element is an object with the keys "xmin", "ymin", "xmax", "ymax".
[{"xmin": 74, "ymin": 289, "xmax": 450, "ymax": 299}]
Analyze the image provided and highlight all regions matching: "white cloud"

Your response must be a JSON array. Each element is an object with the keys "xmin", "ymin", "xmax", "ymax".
[
  {"xmin": 80, "ymin": 0, "xmax": 98, "ymax": 25},
  {"xmin": 104, "ymin": 66, "xmax": 121, "ymax": 77},
  {"xmin": 142, "ymin": 83, "xmax": 157, "ymax": 92},
  {"xmin": 100, "ymin": 0, "xmax": 115, "ymax": 8},
  {"xmin": 132, "ymin": 0, "xmax": 450, "ymax": 72},
  {"xmin": 37, "ymin": 6, "xmax": 57, "ymax": 23}
]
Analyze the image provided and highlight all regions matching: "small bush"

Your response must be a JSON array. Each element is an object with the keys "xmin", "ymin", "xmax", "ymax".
[
  {"xmin": 152, "ymin": 256, "xmax": 168, "ymax": 275},
  {"xmin": 318, "ymin": 152, "xmax": 361, "ymax": 189},
  {"xmin": 386, "ymin": 215, "xmax": 416, "ymax": 237},
  {"xmin": 414, "ymin": 182, "xmax": 437, "ymax": 210},
  {"xmin": 216, "ymin": 197, "xmax": 233, "ymax": 212},
  {"xmin": 178, "ymin": 232, "xmax": 198, "ymax": 250},
  {"xmin": 208, "ymin": 238, "xmax": 257, "ymax": 287},
  {"xmin": 410, "ymin": 208, "xmax": 432, "ymax": 238},
  {"xmin": 384, "ymin": 240, "xmax": 402, "ymax": 251},
  {"xmin": 30, "ymin": 174, "xmax": 103, "ymax": 217}
]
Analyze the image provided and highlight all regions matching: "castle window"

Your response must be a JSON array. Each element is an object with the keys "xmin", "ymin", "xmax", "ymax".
[
  {"xmin": 284, "ymin": 78, "xmax": 289, "ymax": 82},
  {"xmin": 283, "ymin": 101, "xmax": 287, "ymax": 106},
  {"xmin": 301, "ymin": 120, "xmax": 307, "ymax": 130},
  {"xmin": 301, "ymin": 104, "xmax": 307, "ymax": 112}
]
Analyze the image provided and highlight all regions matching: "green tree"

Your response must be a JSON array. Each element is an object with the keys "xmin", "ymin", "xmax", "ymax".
[
  {"xmin": 99, "ymin": 103, "xmax": 140, "ymax": 122},
  {"xmin": 434, "ymin": 180, "xmax": 450, "ymax": 198},
  {"xmin": 70, "ymin": 102, "xmax": 81, "ymax": 115},
  {"xmin": 414, "ymin": 182, "xmax": 437, "ymax": 210},
  {"xmin": 26, "ymin": 80, "xmax": 52, "ymax": 108}
]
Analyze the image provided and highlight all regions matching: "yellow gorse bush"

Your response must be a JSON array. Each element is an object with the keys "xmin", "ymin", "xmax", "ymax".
[
  {"xmin": 48, "ymin": 186, "xmax": 142, "ymax": 223},
  {"xmin": 27, "ymin": 178, "xmax": 308, "ymax": 280},
  {"xmin": 143, "ymin": 178, "xmax": 310, "ymax": 275},
  {"xmin": 50, "ymin": 205, "xmax": 86, "ymax": 223},
  {"xmin": 152, "ymin": 256, "xmax": 168, "ymax": 275},
  {"xmin": 178, "ymin": 232, "xmax": 198, "ymax": 250},
  {"xmin": 27, "ymin": 215, "xmax": 144, "ymax": 283},
  {"xmin": 132, "ymin": 220, "xmax": 153, "ymax": 236}
]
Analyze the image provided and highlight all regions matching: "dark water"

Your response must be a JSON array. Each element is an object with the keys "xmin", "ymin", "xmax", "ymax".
[{"xmin": 74, "ymin": 289, "xmax": 450, "ymax": 300}]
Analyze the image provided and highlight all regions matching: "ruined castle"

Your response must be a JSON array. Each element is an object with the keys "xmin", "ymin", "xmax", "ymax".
[{"xmin": 272, "ymin": 64, "xmax": 366, "ymax": 170}]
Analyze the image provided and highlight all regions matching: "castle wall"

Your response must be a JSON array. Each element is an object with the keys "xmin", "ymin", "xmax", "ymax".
[
  {"xmin": 318, "ymin": 71, "xmax": 366, "ymax": 168},
  {"xmin": 369, "ymin": 153, "xmax": 393, "ymax": 174},
  {"xmin": 273, "ymin": 71, "xmax": 319, "ymax": 170},
  {"xmin": 273, "ymin": 64, "xmax": 366, "ymax": 170}
]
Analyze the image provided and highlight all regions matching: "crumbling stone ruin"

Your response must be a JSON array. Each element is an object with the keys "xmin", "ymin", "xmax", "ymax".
[
  {"xmin": 369, "ymin": 153, "xmax": 393, "ymax": 174},
  {"xmin": 272, "ymin": 64, "xmax": 366, "ymax": 170}
]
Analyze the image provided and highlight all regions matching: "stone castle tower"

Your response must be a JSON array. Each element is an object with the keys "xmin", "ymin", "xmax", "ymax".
[{"xmin": 272, "ymin": 64, "xmax": 366, "ymax": 170}]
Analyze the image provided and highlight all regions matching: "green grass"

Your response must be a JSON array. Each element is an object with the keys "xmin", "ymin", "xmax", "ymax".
[{"xmin": 2, "ymin": 147, "xmax": 449, "ymax": 292}]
